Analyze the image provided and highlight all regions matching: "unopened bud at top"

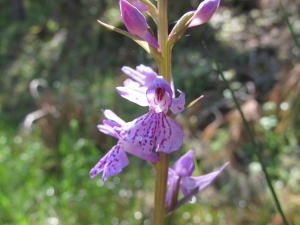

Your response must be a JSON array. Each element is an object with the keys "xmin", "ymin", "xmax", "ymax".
[
  {"xmin": 189, "ymin": 0, "xmax": 220, "ymax": 28},
  {"xmin": 120, "ymin": 0, "xmax": 159, "ymax": 48}
]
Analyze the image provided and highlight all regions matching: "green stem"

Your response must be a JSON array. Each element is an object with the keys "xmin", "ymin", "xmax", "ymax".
[
  {"xmin": 216, "ymin": 63, "xmax": 289, "ymax": 225},
  {"xmin": 153, "ymin": 0, "xmax": 171, "ymax": 224},
  {"xmin": 153, "ymin": 153, "xmax": 169, "ymax": 225},
  {"xmin": 279, "ymin": 0, "xmax": 300, "ymax": 52}
]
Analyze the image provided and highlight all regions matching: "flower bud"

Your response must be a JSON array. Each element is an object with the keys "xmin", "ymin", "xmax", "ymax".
[
  {"xmin": 120, "ymin": 0, "xmax": 159, "ymax": 48},
  {"xmin": 127, "ymin": 0, "xmax": 148, "ymax": 11},
  {"xmin": 189, "ymin": 0, "xmax": 220, "ymax": 28}
]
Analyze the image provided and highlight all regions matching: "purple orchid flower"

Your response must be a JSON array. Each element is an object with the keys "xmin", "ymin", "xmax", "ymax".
[
  {"xmin": 120, "ymin": 0, "xmax": 159, "ymax": 48},
  {"xmin": 189, "ymin": 0, "xmax": 220, "ymax": 28},
  {"xmin": 90, "ymin": 110, "xmax": 159, "ymax": 182},
  {"xmin": 166, "ymin": 150, "xmax": 229, "ymax": 206},
  {"xmin": 116, "ymin": 76, "xmax": 185, "ymax": 153}
]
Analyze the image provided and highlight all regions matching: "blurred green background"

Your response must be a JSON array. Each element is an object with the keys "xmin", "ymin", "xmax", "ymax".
[{"xmin": 1, "ymin": 0, "xmax": 300, "ymax": 224}]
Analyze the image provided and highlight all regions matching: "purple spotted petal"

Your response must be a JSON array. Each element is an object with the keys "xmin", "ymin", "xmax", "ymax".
[
  {"xmin": 90, "ymin": 144, "xmax": 129, "ymax": 182},
  {"xmin": 119, "ymin": 139, "xmax": 159, "ymax": 162},
  {"xmin": 116, "ymin": 86, "xmax": 149, "ymax": 106},
  {"xmin": 182, "ymin": 162, "xmax": 229, "ymax": 192},
  {"xmin": 189, "ymin": 0, "xmax": 220, "ymax": 28},
  {"xmin": 120, "ymin": 110, "xmax": 158, "ymax": 153},
  {"xmin": 155, "ymin": 113, "xmax": 183, "ymax": 153},
  {"xmin": 173, "ymin": 150, "xmax": 195, "ymax": 177},
  {"xmin": 170, "ymin": 90, "xmax": 186, "ymax": 114}
]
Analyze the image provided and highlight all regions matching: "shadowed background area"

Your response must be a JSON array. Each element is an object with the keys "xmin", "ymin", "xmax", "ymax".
[{"xmin": 0, "ymin": 0, "xmax": 300, "ymax": 224}]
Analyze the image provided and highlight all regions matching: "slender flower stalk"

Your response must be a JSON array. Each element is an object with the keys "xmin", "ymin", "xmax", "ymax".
[{"xmin": 153, "ymin": 0, "xmax": 171, "ymax": 224}]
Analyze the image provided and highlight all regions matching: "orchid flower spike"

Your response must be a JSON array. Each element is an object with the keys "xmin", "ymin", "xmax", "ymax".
[
  {"xmin": 90, "ymin": 110, "xmax": 159, "ymax": 182},
  {"xmin": 166, "ymin": 150, "xmax": 229, "ymax": 206},
  {"xmin": 120, "ymin": 0, "xmax": 159, "ymax": 48},
  {"xmin": 189, "ymin": 0, "xmax": 220, "ymax": 28},
  {"xmin": 117, "ymin": 76, "xmax": 185, "ymax": 154}
]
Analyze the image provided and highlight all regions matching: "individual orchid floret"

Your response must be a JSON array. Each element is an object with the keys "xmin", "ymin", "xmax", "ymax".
[
  {"xmin": 189, "ymin": 0, "xmax": 220, "ymax": 28},
  {"xmin": 117, "ymin": 76, "xmax": 185, "ymax": 115},
  {"xmin": 117, "ymin": 76, "xmax": 185, "ymax": 153},
  {"xmin": 126, "ymin": 0, "xmax": 148, "ymax": 11},
  {"xmin": 90, "ymin": 110, "xmax": 159, "ymax": 182},
  {"xmin": 120, "ymin": 0, "xmax": 159, "ymax": 48},
  {"xmin": 166, "ymin": 150, "xmax": 229, "ymax": 206}
]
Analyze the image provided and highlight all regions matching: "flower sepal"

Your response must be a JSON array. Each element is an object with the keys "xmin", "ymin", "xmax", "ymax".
[
  {"xmin": 97, "ymin": 20, "xmax": 162, "ymax": 61},
  {"xmin": 168, "ymin": 11, "xmax": 194, "ymax": 45}
]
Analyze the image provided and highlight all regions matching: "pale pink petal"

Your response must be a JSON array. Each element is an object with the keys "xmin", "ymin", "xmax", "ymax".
[
  {"xmin": 182, "ymin": 162, "xmax": 229, "ymax": 191},
  {"xmin": 136, "ymin": 65, "xmax": 158, "ymax": 87},
  {"xmin": 122, "ymin": 66, "xmax": 146, "ymax": 85},
  {"xmin": 189, "ymin": 0, "xmax": 220, "ymax": 28},
  {"xmin": 155, "ymin": 113, "xmax": 183, "ymax": 153},
  {"xmin": 120, "ymin": 110, "xmax": 158, "ymax": 153},
  {"xmin": 90, "ymin": 144, "xmax": 129, "ymax": 181},
  {"xmin": 119, "ymin": 139, "xmax": 159, "ymax": 162},
  {"xmin": 170, "ymin": 90, "xmax": 186, "ymax": 114},
  {"xmin": 167, "ymin": 168, "xmax": 178, "ymax": 185},
  {"xmin": 170, "ymin": 75, "xmax": 175, "ymax": 97},
  {"xmin": 104, "ymin": 109, "xmax": 126, "ymax": 125},
  {"xmin": 180, "ymin": 183, "xmax": 189, "ymax": 196},
  {"xmin": 173, "ymin": 150, "xmax": 195, "ymax": 177},
  {"xmin": 123, "ymin": 78, "xmax": 141, "ymax": 88},
  {"xmin": 97, "ymin": 124, "xmax": 119, "ymax": 138},
  {"xmin": 116, "ymin": 86, "xmax": 149, "ymax": 106}
]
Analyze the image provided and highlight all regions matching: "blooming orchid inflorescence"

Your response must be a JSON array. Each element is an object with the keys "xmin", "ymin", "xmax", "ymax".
[{"xmin": 91, "ymin": 0, "xmax": 227, "ymax": 220}]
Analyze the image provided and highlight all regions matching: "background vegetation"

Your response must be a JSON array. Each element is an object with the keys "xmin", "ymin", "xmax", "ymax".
[{"xmin": 0, "ymin": 0, "xmax": 299, "ymax": 224}]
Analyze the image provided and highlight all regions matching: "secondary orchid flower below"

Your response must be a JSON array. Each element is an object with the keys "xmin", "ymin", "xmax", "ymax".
[
  {"xmin": 117, "ymin": 76, "xmax": 185, "ymax": 154},
  {"xmin": 120, "ymin": 0, "xmax": 159, "ymax": 48},
  {"xmin": 166, "ymin": 150, "xmax": 229, "ymax": 206},
  {"xmin": 90, "ymin": 110, "xmax": 159, "ymax": 182},
  {"xmin": 189, "ymin": 0, "xmax": 220, "ymax": 27}
]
